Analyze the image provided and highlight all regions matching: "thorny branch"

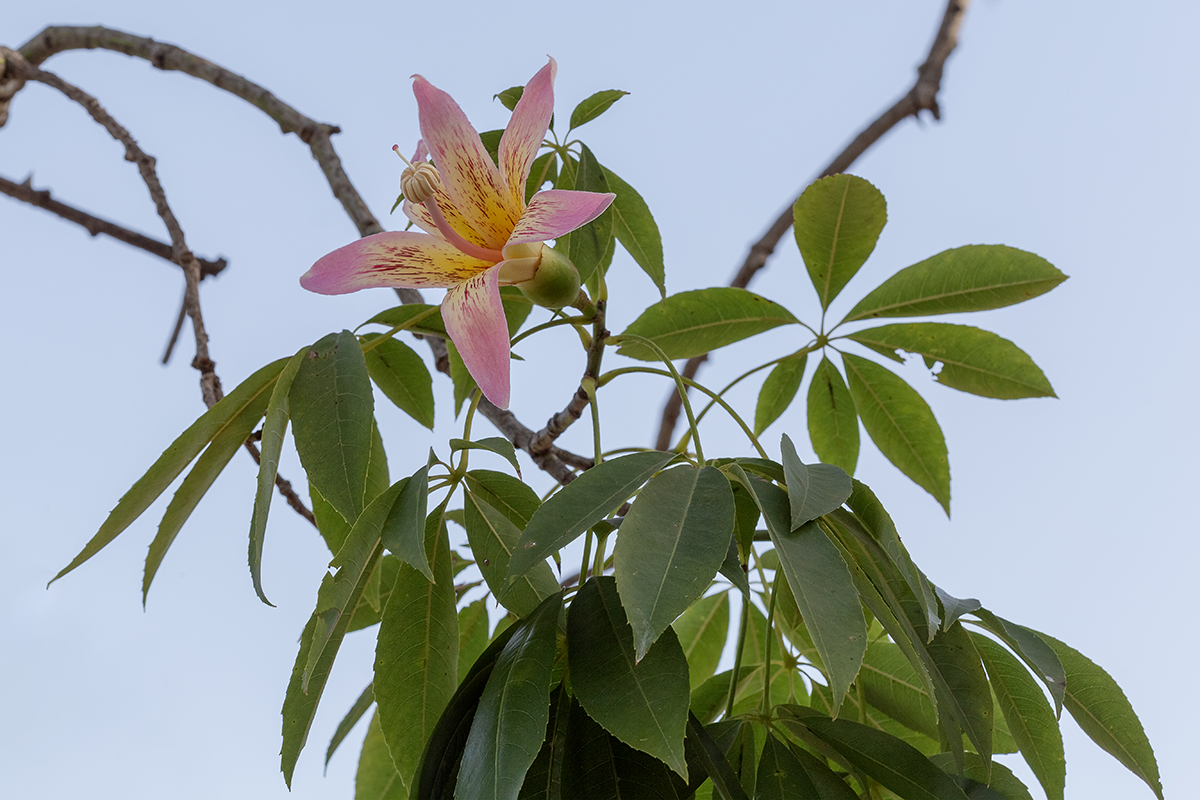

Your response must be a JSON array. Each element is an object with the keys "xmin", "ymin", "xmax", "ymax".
[{"xmin": 653, "ymin": 0, "xmax": 971, "ymax": 451}]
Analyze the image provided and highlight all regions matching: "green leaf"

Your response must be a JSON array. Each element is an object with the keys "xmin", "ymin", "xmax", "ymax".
[
  {"xmin": 356, "ymin": 709, "xmax": 408, "ymax": 800},
  {"xmin": 249, "ymin": 346, "xmax": 308, "ymax": 606},
  {"xmin": 281, "ymin": 548, "xmax": 380, "ymax": 787},
  {"xmin": 500, "ymin": 286, "xmax": 534, "ymax": 337},
  {"xmin": 688, "ymin": 715, "xmax": 752, "ymax": 800},
  {"xmin": 464, "ymin": 469, "xmax": 541, "ymax": 528},
  {"xmin": 780, "ymin": 433, "xmax": 852, "ymax": 529},
  {"xmin": 601, "ymin": 165, "xmax": 665, "ymax": 298},
  {"xmin": 51, "ymin": 357, "xmax": 287, "ymax": 587},
  {"xmin": 615, "ymin": 466, "xmax": 734, "ymax": 660},
  {"xmin": 375, "ymin": 505, "xmax": 459, "ymax": 789},
  {"xmin": 618, "ymin": 288, "xmax": 798, "ymax": 361},
  {"xmin": 291, "ymin": 331, "xmax": 376, "ymax": 522},
  {"xmin": 451, "ymin": 436, "xmax": 522, "ymax": 477},
  {"xmin": 464, "ymin": 491, "xmax": 559, "ymax": 618},
  {"xmin": 381, "ymin": 465, "xmax": 430, "ymax": 579},
  {"xmin": 143, "ymin": 367, "xmax": 274, "ymax": 601},
  {"xmin": 928, "ymin": 753, "xmax": 1034, "ymax": 800},
  {"xmin": 843, "ymin": 246, "xmax": 1067, "ymax": 322},
  {"xmin": 793, "ymin": 174, "xmax": 887, "ymax": 309},
  {"xmin": 509, "ymin": 451, "xmax": 677, "ymax": 579},
  {"xmin": 526, "ymin": 151, "xmax": 557, "ymax": 204},
  {"xmin": 672, "ymin": 593, "xmax": 730, "ymax": 689},
  {"xmin": 327, "ymin": 681, "xmax": 375, "ymax": 769},
  {"xmin": 309, "ymin": 422, "xmax": 391, "ymax": 556},
  {"xmin": 519, "ymin": 683, "xmax": 570, "ymax": 800},
  {"xmin": 459, "ymin": 594, "xmax": 562, "ymax": 800},
  {"xmin": 495, "ymin": 85, "xmax": 523, "ymax": 111},
  {"xmin": 926, "ymin": 622, "xmax": 994, "ymax": 766},
  {"xmin": 806, "ymin": 356, "xmax": 859, "ymax": 474},
  {"xmin": 972, "ymin": 610, "xmax": 1066, "ymax": 714},
  {"xmin": 781, "ymin": 706, "xmax": 970, "ymax": 800},
  {"xmin": 745, "ymin": 478, "xmax": 865, "ymax": 714},
  {"xmin": 972, "ymin": 634, "xmax": 1064, "ymax": 800},
  {"xmin": 446, "ymin": 339, "xmax": 477, "ymax": 417},
  {"xmin": 569, "ymin": 89, "xmax": 629, "ymax": 130},
  {"xmin": 860, "ymin": 641, "xmax": 939, "ymax": 740},
  {"xmin": 1036, "ymin": 631, "xmax": 1162, "ymax": 798},
  {"xmin": 458, "ymin": 600, "xmax": 492, "ymax": 684},
  {"xmin": 480, "ymin": 129, "xmax": 503, "ymax": 164},
  {"xmin": 841, "ymin": 353, "xmax": 949, "ymax": 513},
  {"xmin": 360, "ymin": 304, "xmax": 447, "ymax": 337},
  {"xmin": 757, "ymin": 733, "xmax": 856, "ymax": 800},
  {"xmin": 754, "ymin": 353, "xmax": 807, "ymax": 435},
  {"xmin": 363, "ymin": 334, "xmax": 435, "ymax": 428},
  {"xmin": 555, "ymin": 146, "xmax": 613, "ymax": 287},
  {"xmin": 847, "ymin": 323, "xmax": 1056, "ymax": 399},
  {"xmin": 568, "ymin": 577, "xmax": 690, "ymax": 778},
  {"xmin": 936, "ymin": 586, "xmax": 982, "ymax": 631}
]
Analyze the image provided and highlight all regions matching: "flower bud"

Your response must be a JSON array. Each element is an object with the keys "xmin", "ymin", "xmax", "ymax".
[{"xmin": 515, "ymin": 245, "xmax": 581, "ymax": 309}]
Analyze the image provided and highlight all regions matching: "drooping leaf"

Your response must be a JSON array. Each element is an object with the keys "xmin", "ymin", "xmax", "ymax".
[
  {"xmin": 848, "ymin": 323, "xmax": 1056, "ymax": 399},
  {"xmin": 739, "ymin": 476, "xmax": 864, "ymax": 713},
  {"xmin": 464, "ymin": 469, "xmax": 541, "ymax": 529},
  {"xmin": 793, "ymin": 174, "xmax": 887, "ymax": 309},
  {"xmin": 518, "ymin": 683, "xmax": 570, "ymax": 800},
  {"xmin": 617, "ymin": 288, "xmax": 798, "ymax": 361},
  {"xmin": 360, "ymin": 304, "xmax": 447, "ymax": 337},
  {"xmin": 860, "ymin": 641, "xmax": 940, "ymax": 740},
  {"xmin": 458, "ymin": 593, "xmax": 562, "ymax": 800},
  {"xmin": 779, "ymin": 433, "xmax": 852, "ymax": 529},
  {"xmin": 1036, "ymin": 631, "xmax": 1163, "ymax": 799},
  {"xmin": 672, "ymin": 593, "xmax": 731, "ymax": 689},
  {"xmin": 972, "ymin": 634, "xmax": 1064, "ymax": 800},
  {"xmin": 601, "ymin": 165, "xmax": 665, "ymax": 297},
  {"xmin": 687, "ymin": 715, "xmax": 752, "ymax": 800},
  {"xmin": 309, "ymin": 422, "xmax": 391, "ymax": 556},
  {"xmin": 381, "ymin": 464, "xmax": 430, "ymax": 579},
  {"xmin": 842, "ymin": 246, "xmax": 1067, "ymax": 322},
  {"xmin": 615, "ymin": 465, "xmax": 735, "ymax": 660},
  {"xmin": 464, "ymin": 491, "xmax": 559, "ymax": 617},
  {"xmin": 290, "ymin": 331, "xmax": 376, "ymax": 523},
  {"xmin": 451, "ymin": 436, "xmax": 522, "ymax": 477},
  {"xmin": 328, "ymin": 681, "xmax": 375, "ymax": 769},
  {"xmin": 841, "ymin": 353, "xmax": 949, "ymax": 513},
  {"xmin": 143, "ymin": 369, "xmax": 274, "ymax": 601},
  {"xmin": 375, "ymin": 505, "xmax": 458, "ymax": 789},
  {"xmin": 936, "ymin": 586, "xmax": 982, "ymax": 631},
  {"xmin": 757, "ymin": 732, "xmax": 855, "ymax": 800},
  {"xmin": 458, "ymin": 600, "xmax": 492, "ymax": 684},
  {"xmin": 51, "ymin": 357, "xmax": 287, "ymax": 587},
  {"xmin": 509, "ymin": 451, "xmax": 676, "ymax": 579},
  {"xmin": 569, "ymin": 89, "xmax": 629, "ymax": 130},
  {"xmin": 928, "ymin": 753, "xmax": 1035, "ymax": 800},
  {"xmin": 780, "ymin": 705, "xmax": 970, "ymax": 800},
  {"xmin": 972, "ymin": 610, "xmax": 1066, "ymax": 715},
  {"xmin": 247, "ymin": 346, "xmax": 308, "ymax": 606},
  {"xmin": 568, "ymin": 577, "xmax": 690, "ymax": 778},
  {"xmin": 555, "ymin": 146, "xmax": 613, "ymax": 287},
  {"xmin": 754, "ymin": 352, "xmax": 807, "ymax": 435},
  {"xmin": 356, "ymin": 709, "xmax": 408, "ymax": 800},
  {"xmin": 926, "ymin": 622, "xmax": 994, "ymax": 767},
  {"xmin": 363, "ymin": 334, "xmax": 435, "ymax": 428},
  {"xmin": 806, "ymin": 356, "xmax": 859, "ymax": 474}
]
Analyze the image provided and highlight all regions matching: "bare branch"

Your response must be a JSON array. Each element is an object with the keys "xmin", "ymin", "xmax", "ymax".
[
  {"xmin": 18, "ymin": 25, "xmax": 382, "ymax": 237},
  {"xmin": 654, "ymin": 0, "xmax": 971, "ymax": 451},
  {"xmin": 0, "ymin": 174, "xmax": 227, "ymax": 278}
]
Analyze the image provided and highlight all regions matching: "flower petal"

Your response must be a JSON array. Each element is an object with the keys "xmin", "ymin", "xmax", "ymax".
[
  {"xmin": 441, "ymin": 265, "xmax": 511, "ymax": 408},
  {"xmin": 402, "ymin": 141, "xmax": 489, "ymax": 246},
  {"xmin": 498, "ymin": 58, "xmax": 556, "ymax": 213},
  {"xmin": 301, "ymin": 231, "xmax": 490, "ymax": 295},
  {"xmin": 506, "ymin": 189, "xmax": 616, "ymax": 246},
  {"xmin": 413, "ymin": 75, "xmax": 520, "ymax": 250}
]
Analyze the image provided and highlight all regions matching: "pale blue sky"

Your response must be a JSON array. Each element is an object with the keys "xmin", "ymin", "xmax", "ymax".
[{"xmin": 2, "ymin": 2, "xmax": 1196, "ymax": 798}]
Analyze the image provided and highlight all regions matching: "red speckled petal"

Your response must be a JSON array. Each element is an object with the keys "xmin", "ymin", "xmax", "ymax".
[
  {"xmin": 441, "ymin": 266, "xmax": 511, "ymax": 408},
  {"xmin": 499, "ymin": 58, "xmax": 555, "ymax": 213},
  {"xmin": 506, "ymin": 189, "xmax": 616, "ymax": 246},
  {"xmin": 300, "ymin": 231, "xmax": 490, "ymax": 294}
]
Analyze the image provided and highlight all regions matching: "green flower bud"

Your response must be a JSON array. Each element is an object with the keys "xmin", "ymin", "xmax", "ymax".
[{"xmin": 515, "ymin": 245, "xmax": 581, "ymax": 309}]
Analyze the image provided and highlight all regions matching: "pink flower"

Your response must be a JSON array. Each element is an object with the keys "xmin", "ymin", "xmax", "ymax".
[{"xmin": 301, "ymin": 58, "xmax": 614, "ymax": 409}]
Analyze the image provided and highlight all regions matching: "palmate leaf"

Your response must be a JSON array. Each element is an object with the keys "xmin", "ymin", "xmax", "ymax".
[
  {"xmin": 617, "ymin": 288, "xmax": 798, "ymax": 361},
  {"xmin": 602, "ymin": 165, "xmax": 665, "ymax": 298},
  {"xmin": 50, "ymin": 357, "xmax": 287, "ymax": 587},
  {"xmin": 356, "ymin": 709, "xmax": 408, "ymax": 800},
  {"xmin": 464, "ymin": 491, "xmax": 559, "ymax": 617},
  {"xmin": 843, "ymin": 245, "xmax": 1067, "ymax": 322},
  {"xmin": 1036, "ymin": 631, "xmax": 1163, "ymax": 799},
  {"xmin": 568, "ymin": 576, "xmax": 690, "ymax": 778},
  {"xmin": 614, "ymin": 465, "xmax": 735, "ymax": 660},
  {"xmin": 754, "ymin": 352, "xmax": 807, "ymax": 435},
  {"xmin": 672, "ymin": 593, "xmax": 730, "ymax": 689},
  {"xmin": 375, "ymin": 504, "xmax": 459, "ymax": 790},
  {"xmin": 841, "ymin": 352, "xmax": 950, "ymax": 513},
  {"xmin": 848, "ymin": 323, "xmax": 1056, "ymax": 399},
  {"xmin": 793, "ymin": 174, "xmax": 887, "ymax": 309},
  {"xmin": 458, "ymin": 593, "xmax": 562, "ymax": 800},
  {"xmin": 508, "ymin": 451, "xmax": 676, "ymax": 579},
  {"xmin": 807, "ymin": 356, "xmax": 860, "ymax": 474},
  {"xmin": 290, "ymin": 330, "xmax": 376, "ymax": 523},
  {"xmin": 972, "ymin": 634, "xmax": 1065, "ymax": 800},
  {"xmin": 363, "ymin": 334, "xmax": 435, "ymax": 429}
]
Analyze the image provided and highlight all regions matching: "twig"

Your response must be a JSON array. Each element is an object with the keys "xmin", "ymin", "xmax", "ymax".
[
  {"xmin": 653, "ymin": 0, "xmax": 971, "ymax": 451},
  {"xmin": 0, "ymin": 174, "xmax": 227, "ymax": 277},
  {"xmin": 529, "ymin": 300, "xmax": 607, "ymax": 457}
]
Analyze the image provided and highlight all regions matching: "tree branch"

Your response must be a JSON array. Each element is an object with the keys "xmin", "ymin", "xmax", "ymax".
[{"xmin": 653, "ymin": 0, "xmax": 970, "ymax": 451}]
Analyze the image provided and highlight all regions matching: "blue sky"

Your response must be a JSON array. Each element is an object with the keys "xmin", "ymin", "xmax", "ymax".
[{"xmin": 2, "ymin": 2, "xmax": 1197, "ymax": 798}]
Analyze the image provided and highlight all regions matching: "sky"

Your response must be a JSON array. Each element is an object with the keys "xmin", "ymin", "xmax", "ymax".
[{"xmin": 2, "ymin": 1, "xmax": 1197, "ymax": 798}]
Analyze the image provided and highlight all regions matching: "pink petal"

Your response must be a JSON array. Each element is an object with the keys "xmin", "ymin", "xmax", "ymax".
[
  {"xmin": 413, "ymin": 75, "xmax": 520, "ymax": 251},
  {"xmin": 441, "ymin": 266, "xmax": 511, "ymax": 408},
  {"xmin": 301, "ymin": 231, "xmax": 490, "ymax": 295},
  {"xmin": 506, "ymin": 190, "xmax": 616, "ymax": 246},
  {"xmin": 498, "ymin": 58, "xmax": 556, "ymax": 213}
]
